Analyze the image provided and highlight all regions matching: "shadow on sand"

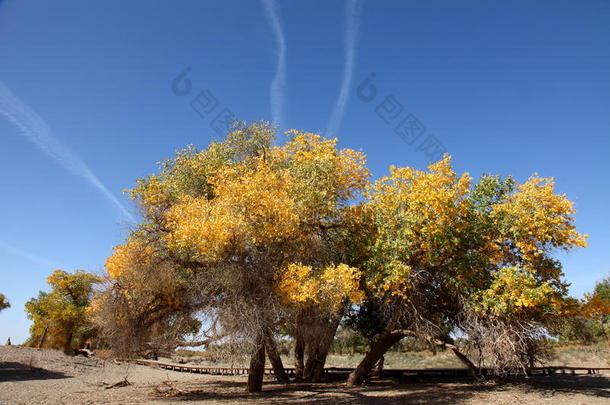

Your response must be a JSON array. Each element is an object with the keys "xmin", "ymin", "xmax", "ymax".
[
  {"xmin": 0, "ymin": 361, "xmax": 68, "ymax": 382},
  {"xmin": 153, "ymin": 374, "xmax": 610, "ymax": 404}
]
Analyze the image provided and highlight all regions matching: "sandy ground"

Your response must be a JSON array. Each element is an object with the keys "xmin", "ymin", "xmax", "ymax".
[{"xmin": 2, "ymin": 346, "xmax": 610, "ymax": 404}]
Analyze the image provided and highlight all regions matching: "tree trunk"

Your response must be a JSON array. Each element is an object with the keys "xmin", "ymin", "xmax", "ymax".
[
  {"xmin": 264, "ymin": 331, "xmax": 289, "ymax": 383},
  {"xmin": 449, "ymin": 346, "xmax": 477, "ymax": 374},
  {"xmin": 38, "ymin": 326, "xmax": 48, "ymax": 349},
  {"xmin": 294, "ymin": 330, "xmax": 305, "ymax": 381},
  {"xmin": 303, "ymin": 316, "xmax": 340, "ymax": 382},
  {"xmin": 246, "ymin": 342, "xmax": 266, "ymax": 392},
  {"xmin": 373, "ymin": 355, "xmax": 385, "ymax": 376},
  {"xmin": 347, "ymin": 330, "xmax": 406, "ymax": 386},
  {"xmin": 433, "ymin": 339, "xmax": 478, "ymax": 376},
  {"xmin": 303, "ymin": 348, "xmax": 323, "ymax": 382},
  {"xmin": 63, "ymin": 328, "xmax": 74, "ymax": 355}
]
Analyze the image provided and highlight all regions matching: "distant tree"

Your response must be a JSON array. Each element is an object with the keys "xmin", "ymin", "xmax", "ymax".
[
  {"xmin": 0, "ymin": 294, "xmax": 9, "ymax": 312},
  {"xmin": 25, "ymin": 270, "xmax": 99, "ymax": 354},
  {"xmin": 554, "ymin": 315, "xmax": 606, "ymax": 344},
  {"xmin": 585, "ymin": 275, "xmax": 610, "ymax": 319},
  {"xmin": 576, "ymin": 274, "xmax": 610, "ymax": 342}
]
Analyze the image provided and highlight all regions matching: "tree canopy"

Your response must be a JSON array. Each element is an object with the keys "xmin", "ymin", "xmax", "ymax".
[
  {"xmin": 25, "ymin": 270, "xmax": 99, "ymax": 353},
  {"xmin": 0, "ymin": 294, "xmax": 9, "ymax": 312},
  {"xmin": 24, "ymin": 121, "xmax": 588, "ymax": 392},
  {"xmin": 347, "ymin": 156, "xmax": 587, "ymax": 384}
]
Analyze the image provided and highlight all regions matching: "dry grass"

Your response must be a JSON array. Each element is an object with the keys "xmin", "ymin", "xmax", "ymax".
[
  {"xmin": 549, "ymin": 343, "xmax": 610, "ymax": 367},
  {"xmin": 172, "ymin": 343, "xmax": 610, "ymax": 370}
]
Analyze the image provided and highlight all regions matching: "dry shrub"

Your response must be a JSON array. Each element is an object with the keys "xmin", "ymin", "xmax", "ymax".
[{"xmin": 457, "ymin": 310, "xmax": 553, "ymax": 376}]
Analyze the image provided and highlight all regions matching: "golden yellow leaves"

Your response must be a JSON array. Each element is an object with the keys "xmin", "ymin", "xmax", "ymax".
[
  {"xmin": 165, "ymin": 160, "xmax": 300, "ymax": 261},
  {"xmin": 364, "ymin": 154, "xmax": 587, "ymax": 313},
  {"xmin": 113, "ymin": 123, "xmax": 590, "ymax": 332},
  {"xmin": 26, "ymin": 269, "xmax": 99, "ymax": 349},
  {"xmin": 368, "ymin": 154, "xmax": 471, "ymax": 242},
  {"xmin": 476, "ymin": 266, "xmax": 557, "ymax": 316},
  {"xmin": 272, "ymin": 130, "xmax": 371, "ymax": 220},
  {"xmin": 129, "ymin": 175, "xmax": 168, "ymax": 216},
  {"xmin": 366, "ymin": 154, "xmax": 473, "ymax": 288},
  {"xmin": 491, "ymin": 176, "xmax": 588, "ymax": 261},
  {"xmin": 275, "ymin": 263, "xmax": 364, "ymax": 310},
  {"xmin": 0, "ymin": 294, "xmax": 9, "ymax": 311},
  {"xmin": 377, "ymin": 261, "xmax": 413, "ymax": 298},
  {"xmin": 161, "ymin": 129, "xmax": 372, "ymax": 264},
  {"xmin": 105, "ymin": 238, "xmax": 155, "ymax": 279},
  {"xmin": 46, "ymin": 270, "xmax": 100, "ymax": 293}
]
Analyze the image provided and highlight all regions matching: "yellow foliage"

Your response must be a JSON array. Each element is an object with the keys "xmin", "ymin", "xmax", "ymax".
[
  {"xmin": 378, "ymin": 261, "xmax": 413, "ymax": 298},
  {"xmin": 475, "ymin": 266, "xmax": 559, "ymax": 316},
  {"xmin": 114, "ymin": 125, "xmax": 589, "ymax": 333},
  {"xmin": 25, "ymin": 270, "xmax": 99, "ymax": 349},
  {"xmin": 165, "ymin": 160, "xmax": 300, "ymax": 260},
  {"xmin": 365, "ymin": 154, "xmax": 586, "ymax": 319},
  {"xmin": 491, "ymin": 176, "xmax": 588, "ymax": 261},
  {"xmin": 365, "ymin": 155, "xmax": 473, "ymax": 297},
  {"xmin": 0, "ymin": 293, "xmax": 9, "ymax": 311},
  {"xmin": 276, "ymin": 263, "xmax": 364, "ymax": 310},
  {"xmin": 368, "ymin": 154, "xmax": 471, "ymax": 250},
  {"xmin": 272, "ymin": 130, "xmax": 370, "ymax": 220},
  {"xmin": 105, "ymin": 238, "xmax": 155, "ymax": 279},
  {"xmin": 583, "ymin": 294, "xmax": 610, "ymax": 319}
]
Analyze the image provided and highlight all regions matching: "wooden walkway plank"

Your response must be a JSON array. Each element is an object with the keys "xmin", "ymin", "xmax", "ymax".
[{"xmin": 124, "ymin": 359, "xmax": 610, "ymax": 379}]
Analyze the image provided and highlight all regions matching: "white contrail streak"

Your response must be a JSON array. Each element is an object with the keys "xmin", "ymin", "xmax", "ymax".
[
  {"xmin": 326, "ymin": 0, "xmax": 365, "ymax": 138},
  {"xmin": 262, "ymin": 0, "xmax": 286, "ymax": 128},
  {"xmin": 0, "ymin": 240, "xmax": 62, "ymax": 270},
  {"xmin": 0, "ymin": 82, "xmax": 134, "ymax": 221}
]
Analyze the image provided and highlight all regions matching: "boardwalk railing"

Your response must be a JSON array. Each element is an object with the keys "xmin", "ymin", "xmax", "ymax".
[{"xmin": 127, "ymin": 359, "xmax": 610, "ymax": 379}]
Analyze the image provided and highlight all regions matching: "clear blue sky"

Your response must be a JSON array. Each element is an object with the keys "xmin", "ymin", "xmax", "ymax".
[{"xmin": 1, "ymin": 0, "xmax": 609, "ymax": 344}]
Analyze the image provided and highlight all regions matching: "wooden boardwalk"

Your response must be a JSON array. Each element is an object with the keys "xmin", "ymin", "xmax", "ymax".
[{"xmin": 129, "ymin": 359, "xmax": 610, "ymax": 379}]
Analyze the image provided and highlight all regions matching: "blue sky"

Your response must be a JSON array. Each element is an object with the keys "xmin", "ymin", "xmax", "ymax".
[{"xmin": 0, "ymin": 0, "xmax": 609, "ymax": 344}]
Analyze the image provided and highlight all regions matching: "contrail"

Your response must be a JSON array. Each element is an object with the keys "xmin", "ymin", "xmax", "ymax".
[
  {"xmin": 326, "ymin": 0, "xmax": 365, "ymax": 138},
  {"xmin": 0, "ymin": 82, "xmax": 135, "ymax": 221},
  {"xmin": 262, "ymin": 0, "xmax": 286, "ymax": 128},
  {"xmin": 0, "ymin": 240, "xmax": 62, "ymax": 270}
]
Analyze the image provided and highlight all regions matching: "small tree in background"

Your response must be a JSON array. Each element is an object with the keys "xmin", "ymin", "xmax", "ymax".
[
  {"xmin": 574, "ymin": 274, "xmax": 610, "ymax": 343},
  {"xmin": 0, "ymin": 294, "xmax": 9, "ymax": 312},
  {"xmin": 25, "ymin": 270, "xmax": 99, "ymax": 354}
]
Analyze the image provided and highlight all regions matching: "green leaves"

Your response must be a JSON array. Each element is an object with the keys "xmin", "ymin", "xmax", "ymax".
[
  {"xmin": 25, "ymin": 270, "xmax": 99, "ymax": 349},
  {"xmin": 0, "ymin": 294, "xmax": 10, "ymax": 311}
]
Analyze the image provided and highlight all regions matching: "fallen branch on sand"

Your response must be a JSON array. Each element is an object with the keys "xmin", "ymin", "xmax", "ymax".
[{"xmin": 104, "ymin": 377, "xmax": 131, "ymax": 389}]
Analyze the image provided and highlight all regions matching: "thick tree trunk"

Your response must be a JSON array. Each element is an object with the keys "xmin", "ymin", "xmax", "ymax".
[
  {"xmin": 264, "ymin": 331, "xmax": 289, "ymax": 383},
  {"xmin": 303, "ymin": 342, "xmax": 328, "ymax": 382},
  {"xmin": 294, "ymin": 330, "xmax": 305, "ymax": 381},
  {"xmin": 63, "ymin": 328, "xmax": 74, "ymax": 355},
  {"xmin": 246, "ymin": 342, "xmax": 266, "ymax": 393},
  {"xmin": 373, "ymin": 355, "xmax": 385, "ymax": 376},
  {"xmin": 303, "ymin": 349, "xmax": 323, "ymax": 382},
  {"xmin": 347, "ymin": 330, "xmax": 406, "ymax": 386},
  {"xmin": 303, "ymin": 316, "xmax": 340, "ymax": 382}
]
